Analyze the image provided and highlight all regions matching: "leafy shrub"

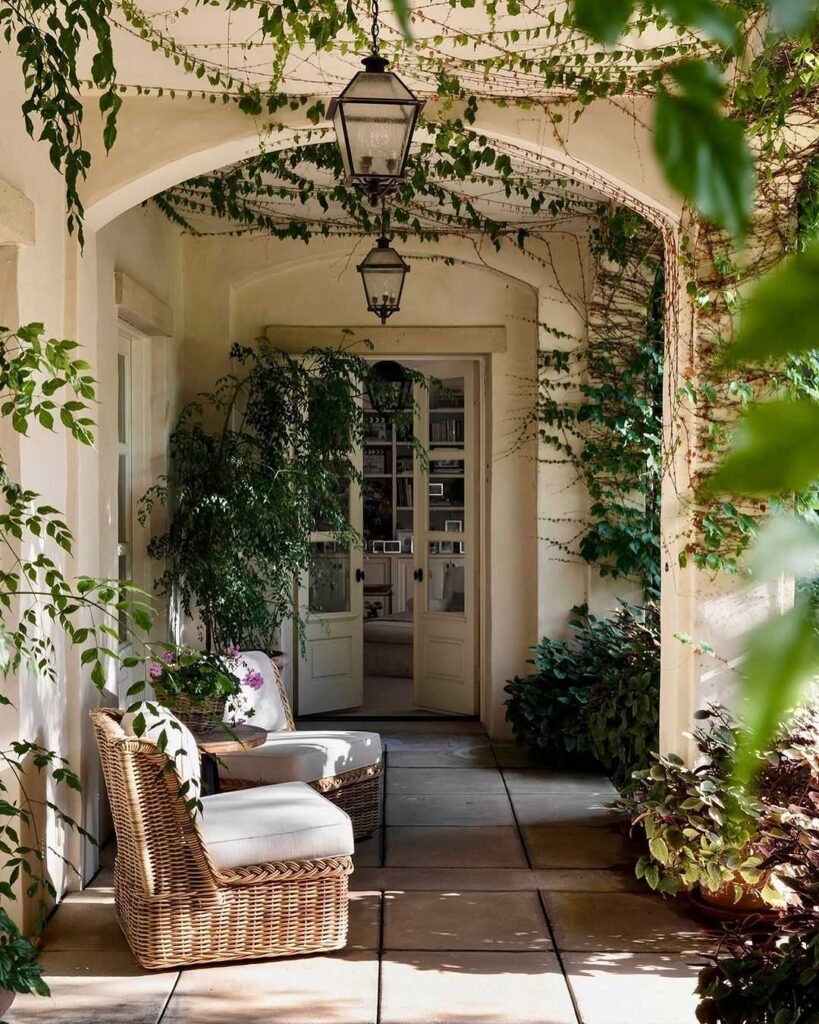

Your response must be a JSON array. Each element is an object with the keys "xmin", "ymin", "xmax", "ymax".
[
  {"xmin": 696, "ymin": 926, "xmax": 819, "ymax": 1024},
  {"xmin": 504, "ymin": 604, "xmax": 659, "ymax": 785},
  {"xmin": 0, "ymin": 908, "xmax": 48, "ymax": 998},
  {"xmin": 622, "ymin": 705, "xmax": 819, "ymax": 903}
]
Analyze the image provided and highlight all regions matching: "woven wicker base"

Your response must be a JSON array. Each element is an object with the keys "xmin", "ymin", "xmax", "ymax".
[{"xmin": 114, "ymin": 861, "xmax": 351, "ymax": 970}]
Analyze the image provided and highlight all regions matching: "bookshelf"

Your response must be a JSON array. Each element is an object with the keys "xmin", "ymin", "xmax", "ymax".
[{"xmin": 363, "ymin": 409, "xmax": 415, "ymax": 546}]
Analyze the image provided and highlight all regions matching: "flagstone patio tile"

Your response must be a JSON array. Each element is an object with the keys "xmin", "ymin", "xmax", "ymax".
[
  {"xmin": 162, "ymin": 952, "xmax": 378, "ymax": 1024},
  {"xmin": 39, "ymin": 888, "xmax": 129, "ymax": 953},
  {"xmin": 347, "ymin": 891, "xmax": 382, "ymax": 950},
  {"xmin": 383, "ymin": 890, "xmax": 552, "ymax": 952},
  {"xmin": 543, "ymin": 892, "xmax": 714, "ymax": 954},
  {"xmin": 6, "ymin": 951, "xmax": 177, "ymax": 1024},
  {"xmin": 502, "ymin": 769, "xmax": 618, "ymax": 797},
  {"xmin": 387, "ymin": 768, "xmax": 506, "ymax": 796},
  {"xmin": 563, "ymin": 952, "xmax": 704, "ymax": 1024},
  {"xmin": 511, "ymin": 791, "xmax": 625, "ymax": 828},
  {"xmin": 352, "ymin": 867, "xmax": 644, "ymax": 893},
  {"xmin": 387, "ymin": 746, "xmax": 496, "ymax": 768},
  {"xmin": 380, "ymin": 952, "xmax": 576, "ymax": 1024},
  {"xmin": 353, "ymin": 832, "xmax": 383, "ymax": 867},
  {"xmin": 386, "ymin": 826, "xmax": 527, "ymax": 868},
  {"xmin": 523, "ymin": 825, "xmax": 638, "ymax": 869},
  {"xmin": 491, "ymin": 744, "xmax": 540, "ymax": 768},
  {"xmin": 386, "ymin": 793, "xmax": 515, "ymax": 827}
]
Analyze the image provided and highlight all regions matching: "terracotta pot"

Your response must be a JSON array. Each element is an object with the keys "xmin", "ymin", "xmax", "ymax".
[
  {"xmin": 688, "ymin": 881, "xmax": 778, "ymax": 928},
  {"xmin": 0, "ymin": 988, "xmax": 16, "ymax": 1018}
]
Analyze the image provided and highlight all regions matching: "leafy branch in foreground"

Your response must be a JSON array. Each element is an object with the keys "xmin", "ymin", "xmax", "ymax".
[
  {"xmin": 1, "ymin": 0, "xmax": 121, "ymax": 245},
  {"xmin": 0, "ymin": 324, "xmax": 153, "ymax": 953}
]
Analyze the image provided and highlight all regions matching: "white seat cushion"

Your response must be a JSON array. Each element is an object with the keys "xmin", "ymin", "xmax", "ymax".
[
  {"xmin": 218, "ymin": 730, "xmax": 382, "ymax": 786},
  {"xmin": 200, "ymin": 782, "xmax": 354, "ymax": 869},
  {"xmin": 230, "ymin": 651, "xmax": 291, "ymax": 733},
  {"xmin": 121, "ymin": 702, "xmax": 202, "ymax": 805}
]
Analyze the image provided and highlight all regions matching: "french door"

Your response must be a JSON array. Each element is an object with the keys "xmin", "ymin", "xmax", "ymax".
[
  {"xmin": 296, "ymin": 468, "xmax": 365, "ymax": 715},
  {"xmin": 412, "ymin": 361, "xmax": 478, "ymax": 715}
]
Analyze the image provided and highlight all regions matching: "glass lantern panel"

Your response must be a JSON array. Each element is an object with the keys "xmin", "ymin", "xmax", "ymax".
[
  {"xmin": 308, "ymin": 543, "xmax": 350, "ymax": 614},
  {"xmin": 362, "ymin": 268, "xmax": 403, "ymax": 311},
  {"xmin": 427, "ymin": 540, "xmax": 465, "ymax": 614},
  {"xmin": 340, "ymin": 100, "xmax": 414, "ymax": 179}
]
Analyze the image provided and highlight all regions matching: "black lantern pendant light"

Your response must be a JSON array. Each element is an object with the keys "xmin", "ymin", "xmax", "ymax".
[
  {"xmin": 328, "ymin": 0, "xmax": 423, "ymax": 203},
  {"xmin": 357, "ymin": 229, "xmax": 410, "ymax": 324},
  {"xmin": 366, "ymin": 360, "xmax": 412, "ymax": 415}
]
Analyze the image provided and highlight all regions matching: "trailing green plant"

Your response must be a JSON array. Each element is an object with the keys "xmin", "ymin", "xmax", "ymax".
[
  {"xmin": 1, "ymin": 0, "xmax": 121, "ymax": 245},
  {"xmin": 0, "ymin": 324, "xmax": 151, "ymax": 962},
  {"xmin": 141, "ymin": 341, "xmax": 424, "ymax": 652},
  {"xmin": 504, "ymin": 603, "xmax": 659, "ymax": 786},
  {"xmin": 534, "ymin": 212, "xmax": 664, "ymax": 598}
]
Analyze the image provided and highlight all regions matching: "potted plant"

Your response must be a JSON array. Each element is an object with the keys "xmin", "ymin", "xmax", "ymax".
[
  {"xmin": 0, "ymin": 908, "xmax": 49, "ymax": 1018},
  {"xmin": 621, "ymin": 705, "xmax": 819, "ymax": 919},
  {"xmin": 149, "ymin": 647, "xmax": 241, "ymax": 731},
  {"xmin": 140, "ymin": 343, "xmax": 425, "ymax": 657}
]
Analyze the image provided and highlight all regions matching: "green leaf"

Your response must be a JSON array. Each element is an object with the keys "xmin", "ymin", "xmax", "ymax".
[
  {"xmin": 572, "ymin": 0, "xmax": 635, "ymax": 43},
  {"xmin": 722, "ymin": 239, "xmax": 819, "ymax": 365},
  {"xmin": 734, "ymin": 602, "xmax": 819, "ymax": 785},
  {"xmin": 654, "ymin": 61, "xmax": 754, "ymax": 239},
  {"xmin": 705, "ymin": 400, "xmax": 819, "ymax": 496},
  {"xmin": 768, "ymin": 0, "xmax": 819, "ymax": 33},
  {"xmin": 661, "ymin": 0, "xmax": 742, "ymax": 48},
  {"xmin": 649, "ymin": 836, "xmax": 670, "ymax": 865},
  {"xmin": 389, "ymin": 0, "xmax": 413, "ymax": 40}
]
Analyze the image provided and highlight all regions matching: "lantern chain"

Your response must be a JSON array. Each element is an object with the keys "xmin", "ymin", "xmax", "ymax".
[{"xmin": 370, "ymin": 0, "xmax": 380, "ymax": 55}]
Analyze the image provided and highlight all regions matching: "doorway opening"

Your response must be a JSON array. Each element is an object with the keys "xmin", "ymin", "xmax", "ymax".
[{"xmin": 296, "ymin": 356, "xmax": 483, "ymax": 722}]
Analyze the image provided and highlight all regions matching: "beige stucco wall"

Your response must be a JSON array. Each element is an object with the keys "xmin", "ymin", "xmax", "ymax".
[{"xmin": 0, "ymin": 51, "xmax": 185, "ymax": 921}]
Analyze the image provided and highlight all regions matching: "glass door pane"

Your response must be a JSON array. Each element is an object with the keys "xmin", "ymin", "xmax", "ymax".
[
  {"xmin": 308, "ymin": 542, "xmax": 351, "ymax": 614},
  {"xmin": 427, "ymin": 541, "xmax": 466, "ymax": 614}
]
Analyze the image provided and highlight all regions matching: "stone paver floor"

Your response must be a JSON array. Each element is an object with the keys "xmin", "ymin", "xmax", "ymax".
[{"xmin": 9, "ymin": 722, "xmax": 715, "ymax": 1023}]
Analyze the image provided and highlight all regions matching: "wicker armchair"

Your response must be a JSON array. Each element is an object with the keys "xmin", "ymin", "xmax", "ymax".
[
  {"xmin": 92, "ymin": 707, "xmax": 353, "ymax": 970},
  {"xmin": 221, "ymin": 652, "xmax": 383, "ymax": 839}
]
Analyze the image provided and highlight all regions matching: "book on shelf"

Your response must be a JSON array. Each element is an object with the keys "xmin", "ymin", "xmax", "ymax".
[
  {"xmin": 397, "ymin": 478, "xmax": 413, "ymax": 507},
  {"xmin": 430, "ymin": 417, "xmax": 464, "ymax": 444}
]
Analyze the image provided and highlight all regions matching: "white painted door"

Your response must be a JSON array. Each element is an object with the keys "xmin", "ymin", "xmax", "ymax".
[
  {"xmin": 412, "ymin": 361, "xmax": 478, "ymax": 715},
  {"xmin": 297, "ymin": 466, "xmax": 364, "ymax": 715}
]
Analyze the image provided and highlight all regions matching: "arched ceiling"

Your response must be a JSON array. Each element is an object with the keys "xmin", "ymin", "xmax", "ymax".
[{"xmin": 106, "ymin": 0, "xmax": 711, "ymax": 99}]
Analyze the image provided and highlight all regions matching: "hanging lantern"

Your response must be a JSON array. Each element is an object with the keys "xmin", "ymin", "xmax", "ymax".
[
  {"xmin": 328, "ymin": 0, "xmax": 423, "ymax": 202},
  {"xmin": 366, "ymin": 360, "xmax": 412, "ymax": 415},
  {"xmin": 357, "ymin": 236, "xmax": 409, "ymax": 324}
]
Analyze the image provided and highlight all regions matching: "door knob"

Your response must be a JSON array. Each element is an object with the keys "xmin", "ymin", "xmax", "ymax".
[
  {"xmin": 356, "ymin": 568, "xmax": 365, "ymax": 583},
  {"xmin": 413, "ymin": 568, "xmax": 424, "ymax": 583}
]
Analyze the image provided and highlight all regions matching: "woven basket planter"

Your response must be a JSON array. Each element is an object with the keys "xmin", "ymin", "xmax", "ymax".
[{"xmin": 153, "ymin": 689, "xmax": 226, "ymax": 732}]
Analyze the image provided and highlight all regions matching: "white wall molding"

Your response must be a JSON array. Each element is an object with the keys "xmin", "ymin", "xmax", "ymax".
[
  {"xmin": 0, "ymin": 177, "xmax": 35, "ymax": 247},
  {"xmin": 114, "ymin": 270, "xmax": 173, "ymax": 336}
]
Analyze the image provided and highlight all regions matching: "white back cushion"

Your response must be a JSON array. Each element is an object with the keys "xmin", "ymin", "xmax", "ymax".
[
  {"xmin": 229, "ymin": 651, "xmax": 291, "ymax": 733},
  {"xmin": 121, "ymin": 702, "xmax": 202, "ymax": 805}
]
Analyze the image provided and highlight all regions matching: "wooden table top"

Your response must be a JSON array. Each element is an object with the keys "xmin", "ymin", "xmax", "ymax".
[{"xmin": 192, "ymin": 723, "xmax": 267, "ymax": 755}]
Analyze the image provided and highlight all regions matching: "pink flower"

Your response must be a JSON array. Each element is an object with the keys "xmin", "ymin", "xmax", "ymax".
[
  {"xmin": 243, "ymin": 669, "xmax": 264, "ymax": 691},
  {"xmin": 226, "ymin": 644, "xmax": 241, "ymax": 658},
  {"xmin": 162, "ymin": 649, "xmax": 176, "ymax": 663},
  {"xmin": 149, "ymin": 662, "xmax": 163, "ymax": 680}
]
